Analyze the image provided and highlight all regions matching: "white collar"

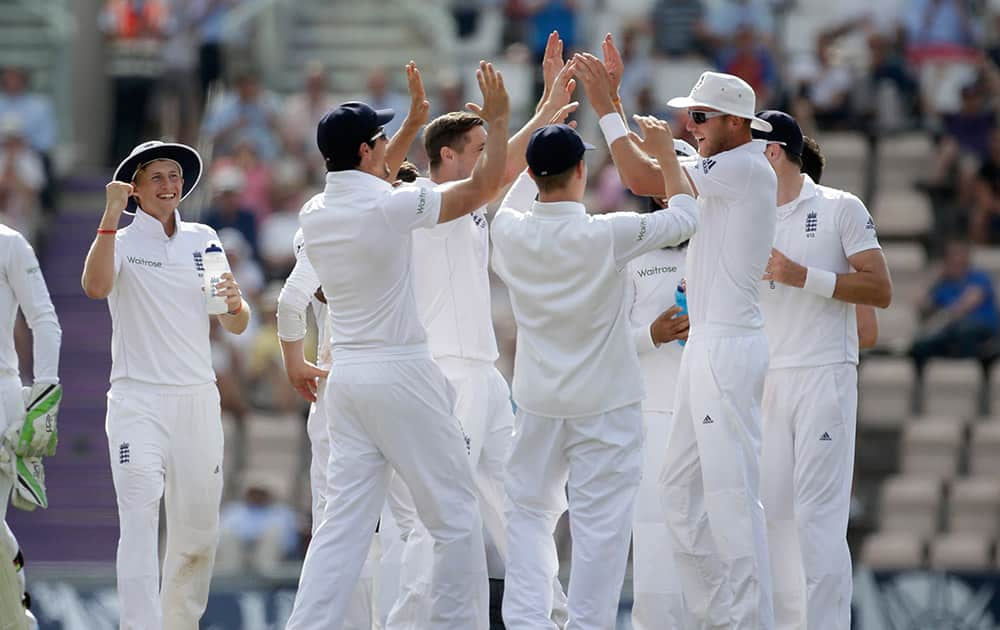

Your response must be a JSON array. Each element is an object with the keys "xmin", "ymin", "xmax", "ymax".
[
  {"xmin": 132, "ymin": 207, "xmax": 182, "ymax": 241},
  {"xmin": 777, "ymin": 174, "xmax": 818, "ymax": 219},
  {"xmin": 325, "ymin": 169, "xmax": 393, "ymax": 193},
  {"xmin": 530, "ymin": 200, "xmax": 587, "ymax": 218}
]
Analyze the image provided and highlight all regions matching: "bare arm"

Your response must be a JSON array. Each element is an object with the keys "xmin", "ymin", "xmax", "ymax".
[
  {"xmin": 81, "ymin": 181, "xmax": 130, "ymax": 299},
  {"xmin": 857, "ymin": 305, "xmax": 878, "ymax": 349},
  {"xmin": 765, "ymin": 248, "xmax": 893, "ymax": 308},
  {"xmin": 385, "ymin": 61, "xmax": 430, "ymax": 181},
  {"xmin": 279, "ymin": 338, "xmax": 329, "ymax": 403},
  {"xmin": 437, "ymin": 61, "xmax": 510, "ymax": 224},
  {"xmin": 215, "ymin": 271, "xmax": 251, "ymax": 334}
]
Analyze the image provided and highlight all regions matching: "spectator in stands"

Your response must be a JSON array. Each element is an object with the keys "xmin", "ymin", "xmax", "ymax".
[
  {"xmin": 219, "ymin": 227, "xmax": 264, "ymax": 303},
  {"xmin": 910, "ymin": 239, "xmax": 998, "ymax": 409},
  {"xmin": 649, "ymin": 0, "xmax": 712, "ymax": 59},
  {"xmin": 919, "ymin": 80, "xmax": 997, "ymax": 200},
  {"xmin": 863, "ymin": 29, "xmax": 921, "ymax": 132},
  {"xmin": 99, "ymin": 0, "xmax": 171, "ymax": 165},
  {"xmin": 202, "ymin": 71, "xmax": 282, "ymax": 162},
  {"xmin": 363, "ymin": 68, "xmax": 409, "ymax": 138},
  {"xmin": 211, "ymin": 137, "xmax": 274, "ymax": 218},
  {"xmin": 280, "ymin": 62, "xmax": 336, "ymax": 162},
  {"xmin": 0, "ymin": 67, "xmax": 56, "ymax": 212},
  {"xmin": 715, "ymin": 25, "xmax": 780, "ymax": 109},
  {"xmin": 791, "ymin": 34, "xmax": 856, "ymax": 132},
  {"xmin": 258, "ymin": 159, "xmax": 307, "ymax": 279},
  {"xmin": 705, "ymin": 0, "xmax": 776, "ymax": 45},
  {"xmin": 202, "ymin": 165, "xmax": 259, "ymax": 258},
  {"xmin": 970, "ymin": 128, "xmax": 1000, "ymax": 242},
  {"xmin": 216, "ymin": 480, "xmax": 301, "ymax": 574},
  {"xmin": 190, "ymin": 0, "xmax": 239, "ymax": 98},
  {"xmin": 0, "ymin": 117, "xmax": 45, "ymax": 243},
  {"xmin": 159, "ymin": 3, "xmax": 201, "ymax": 146}
]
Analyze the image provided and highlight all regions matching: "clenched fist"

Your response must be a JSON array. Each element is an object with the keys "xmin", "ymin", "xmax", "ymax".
[{"xmin": 105, "ymin": 181, "xmax": 134, "ymax": 216}]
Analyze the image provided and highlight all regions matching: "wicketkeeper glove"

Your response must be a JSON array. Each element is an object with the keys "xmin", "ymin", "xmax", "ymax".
[
  {"xmin": 14, "ymin": 384, "xmax": 61, "ymax": 458},
  {"xmin": 11, "ymin": 457, "xmax": 47, "ymax": 511}
]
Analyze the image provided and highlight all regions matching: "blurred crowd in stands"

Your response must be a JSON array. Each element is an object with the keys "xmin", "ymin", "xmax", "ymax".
[{"xmin": 3, "ymin": 0, "xmax": 1000, "ymax": 570}]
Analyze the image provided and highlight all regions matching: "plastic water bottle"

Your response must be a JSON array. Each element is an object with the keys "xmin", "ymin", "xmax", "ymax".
[
  {"xmin": 674, "ymin": 279, "xmax": 687, "ymax": 347},
  {"xmin": 203, "ymin": 240, "xmax": 231, "ymax": 315}
]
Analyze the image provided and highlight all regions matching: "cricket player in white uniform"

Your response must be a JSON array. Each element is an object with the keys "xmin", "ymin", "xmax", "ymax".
[
  {"xmin": 283, "ymin": 61, "xmax": 510, "ymax": 630},
  {"xmin": 753, "ymin": 110, "xmax": 891, "ymax": 630},
  {"xmin": 623, "ymin": 167, "xmax": 698, "ymax": 629},
  {"xmin": 82, "ymin": 141, "xmax": 251, "ymax": 630},
  {"xmin": 491, "ymin": 119, "xmax": 698, "ymax": 629},
  {"xmin": 579, "ymin": 56, "xmax": 778, "ymax": 628},
  {"xmin": 388, "ymin": 39, "xmax": 576, "ymax": 629},
  {"xmin": 0, "ymin": 224, "xmax": 61, "ymax": 630}
]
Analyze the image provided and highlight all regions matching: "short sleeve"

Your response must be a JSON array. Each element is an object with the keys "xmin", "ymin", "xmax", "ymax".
[
  {"xmin": 837, "ymin": 193, "xmax": 881, "ymax": 259},
  {"xmin": 682, "ymin": 148, "xmax": 751, "ymax": 200},
  {"xmin": 379, "ymin": 185, "xmax": 442, "ymax": 233}
]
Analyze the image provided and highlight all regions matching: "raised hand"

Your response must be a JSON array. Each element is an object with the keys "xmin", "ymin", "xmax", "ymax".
[
  {"xmin": 538, "ymin": 31, "xmax": 565, "ymax": 109},
  {"xmin": 572, "ymin": 53, "xmax": 616, "ymax": 116},
  {"xmin": 631, "ymin": 114, "xmax": 676, "ymax": 158},
  {"xmin": 466, "ymin": 61, "xmax": 509, "ymax": 126},
  {"xmin": 105, "ymin": 181, "xmax": 134, "ymax": 215},
  {"xmin": 404, "ymin": 60, "xmax": 430, "ymax": 128},
  {"xmin": 601, "ymin": 33, "xmax": 624, "ymax": 98}
]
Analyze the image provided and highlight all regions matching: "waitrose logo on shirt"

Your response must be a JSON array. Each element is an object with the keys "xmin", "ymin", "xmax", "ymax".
[
  {"xmin": 636, "ymin": 265, "xmax": 677, "ymax": 278},
  {"xmin": 127, "ymin": 256, "xmax": 163, "ymax": 268}
]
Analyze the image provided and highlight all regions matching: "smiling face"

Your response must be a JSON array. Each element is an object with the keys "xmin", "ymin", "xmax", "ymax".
[
  {"xmin": 132, "ymin": 159, "xmax": 184, "ymax": 217},
  {"xmin": 686, "ymin": 108, "xmax": 751, "ymax": 157}
]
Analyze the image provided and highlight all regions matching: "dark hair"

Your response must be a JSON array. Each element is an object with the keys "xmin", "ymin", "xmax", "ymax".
[
  {"xmin": 532, "ymin": 162, "xmax": 580, "ymax": 193},
  {"xmin": 423, "ymin": 112, "xmax": 485, "ymax": 169},
  {"xmin": 326, "ymin": 136, "xmax": 378, "ymax": 172},
  {"xmin": 800, "ymin": 136, "xmax": 825, "ymax": 183},
  {"xmin": 395, "ymin": 160, "xmax": 420, "ymax": 183}
]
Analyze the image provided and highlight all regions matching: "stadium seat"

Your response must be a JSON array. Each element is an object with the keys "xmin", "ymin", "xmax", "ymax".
[
  {"xmin": 969, "ymin": 421, "xmax": 1000, "ymax": 476},
  {"xmin": 860, "ymin": 532, "xmax": 926, "ymax": 570},
  {"xmin": 921, "ymin": 359, "xmax": 983, "ymax": 418},
  {"xmin": 859, "ymin": 358, "xmax": 914, "ymax": 425},
  {"xmin": 928, "ymin": 533, "xmax": 994, "ymax": 570},
  {"xmin": 873, "ymin": 191, "xmax": 932, "ymax": 240},
  {"xmin": 877, "ymin": 133, "xmax": 934, "ymax": 194},
  {"xmin": 873, "ymin": 301, "xmax": 919, "ymax": 354},
  {"xmin": 881, "ymin": 242, "xmax": 927, "ymax": 303},
  {"xmin": 879, "ymin": 475, "xmax": 943, "ymax": 536},
  {"xmin": 900, "ymin": 418, "xmax": 964, "ymax": 479},
  {"xmin": 948, "ymin": 476, "xmax": 1000, "ymax": 536},
  {"xmin": 971, "ymin": 246, "xmax": 1000, "ymax": 277}
]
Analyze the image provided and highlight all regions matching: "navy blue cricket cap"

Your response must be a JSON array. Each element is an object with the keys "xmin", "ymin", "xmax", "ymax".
[
  {"xmin": 316, "ymin": 101, "xmax": 394, "ymax": 163},
  {"xmin": 526, "ymin": 124, "xmax": 596, "ymax": 177},
  {"xmin": 751, "ymin": 110, "xmax": 803, "ymax": 157}
]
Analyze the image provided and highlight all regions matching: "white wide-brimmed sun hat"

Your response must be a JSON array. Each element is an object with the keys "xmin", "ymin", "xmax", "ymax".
[{"xmin": 667, "ymin": 72, "xmax": 773, "ymax": 132}]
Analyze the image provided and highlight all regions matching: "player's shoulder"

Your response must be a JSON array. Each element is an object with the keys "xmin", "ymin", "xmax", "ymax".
[
  {"xmin": 0, "ymin": 223, "xmax": 24, "ymax": 243},
  {"xmin": 179, "ymin": 219, "xmax": 219, "ymax": 241},
  {"xmin": 814, "ymin": 184, "xmax": 869, "ymax": 217}
]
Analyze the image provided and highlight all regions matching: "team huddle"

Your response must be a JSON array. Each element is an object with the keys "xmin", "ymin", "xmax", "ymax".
[{"xmin": 0, "ymin": 30, "xmax": 894, "ymax": 630}]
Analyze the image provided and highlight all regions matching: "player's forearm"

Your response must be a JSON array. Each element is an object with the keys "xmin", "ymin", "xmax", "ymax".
[
  {"xmin": 857, "ymin": 305, "xmax": 878, "ymax": 349},
  {"xmin": 655, "ymin": 149, "xmax": 694, "ymax": 199},
  {"xmin": 609, "ymin": 136, "xmax": 667, "ymax": 197},
  {"xmin": 81, "ymin": 237, "xmax": 117, "ymax": 299},
  {"xmin": 30, "ymin": 318, "xmax": 61, "ymax": 384},
  {"xmin": 503, "ymin": 109, "xmax": 550, "ymax": 186},
  {"xmin": 385, "ymin": 117, "xmax": 422, "ymax": 182},
  {"xmin": 218, "ymin": 299, "xmax": 251, "ymax": 334},
  {"xmin": 439, "ymin": 116, "xmax": 509, "ymax": 223},
  {"xmin": 279, "ymin": 338, "xmax": 308, "ymax": 375},
  {"xmin": 832, "ymin": 270, "xmax": 892, "ymax": 308}
]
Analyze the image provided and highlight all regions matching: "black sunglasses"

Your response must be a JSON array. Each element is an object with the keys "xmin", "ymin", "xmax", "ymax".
[{"xmin": 688, "ymin": 110, "xmax": 728, "ymax": 125}]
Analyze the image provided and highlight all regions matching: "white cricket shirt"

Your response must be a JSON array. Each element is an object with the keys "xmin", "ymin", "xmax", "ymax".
[
  {"xmin": 625, "ymin": 246, "xmax": 687, "ymax": 413},
  {"xmin": 491, "ymin": 172, "xmax": 698, "ymax": 418},
  {"xmin": 411, "ymin": 177, "xmax": 499, "ymax": 363},
  {"xmin": 682, "ymin": 140, "xmax": 777, "ymax": 332},
  {"xmin": 299, "ymin": 170, "xmax": 442, "ymax": 355},
  {"xmin": 0, "ymin": 225, "xmax": 60, "ymax": 383},
  {"xmin": 277, "ymin": 229, "xmax": 332, "ymax": 370},
  {"xmin": 108, "ymin": 209, "xmax": 219, "ymax": 386},
  {"xmin": 761, "ymin": 176, "xmax": 881, "ymax": 369}
]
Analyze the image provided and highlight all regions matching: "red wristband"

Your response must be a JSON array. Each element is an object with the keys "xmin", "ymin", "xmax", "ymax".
[
  {"xmin": 227, "ymin": 300, "xmax": 243, "ymax": 316},
  {"xmin": 97, "ymin": 229, "xmax": 117, "ymax": 235}
]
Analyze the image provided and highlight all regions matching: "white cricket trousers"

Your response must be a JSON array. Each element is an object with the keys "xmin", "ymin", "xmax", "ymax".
[
  {"xmin": 383, "ymin": 357, "xmax": 517, "ymax": 629},
  {"xmin": 0, "ymin": 375, "xmax": 20, "ymax": 523},
  {"xmin": 632, "ymin": 410, "xmax": 686, "ymax": 630},
  {"xmin": 761, "ymin": 364, "xmax": 857, "ymax": 630},
  {"xmin": 305, "ymin": 376, "xmax": 380, "ymax": 630},
  {"xmin": 659, "ymin": 328, "xmax": 774, "ymax": 630},
  {"xmin": 0, "ymin": 374, "xmax": 29, "ymax": 629},
  {"xmin": 504, "ymin": 403, "xmax": 643, "ymax": 630},
  {"xmin": 285, "ymin": 348, "xmax": 488, "ymax": 630},
  {"xmin": 105, "ymin": 379, "xmax": 224, "ymax": 630}
]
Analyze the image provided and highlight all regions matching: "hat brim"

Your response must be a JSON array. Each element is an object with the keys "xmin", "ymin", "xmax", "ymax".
[
  {"xmin": 374, "ymin": 108, "xmax": 395, "ymax": 128},
  {"xmin": 666, "ymin": 96, "xmax": 773, "ymax": 132},
  {"xmin": 113, "ymin": 143, "xmax": 203, "ymax": 215}
]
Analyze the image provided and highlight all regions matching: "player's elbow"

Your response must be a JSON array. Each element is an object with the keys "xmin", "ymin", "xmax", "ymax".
[
  {"xmin": 82, "ymin": 277, "xmax": 112, "ymax": 300},
  {"xmin": 873, "ymin": 281, "xmax": 892, "ymax": 309}
]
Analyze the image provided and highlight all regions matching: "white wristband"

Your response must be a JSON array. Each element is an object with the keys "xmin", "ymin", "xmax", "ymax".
[
  {"xmin": 803, "ymin": 267, "xmax": 837, "ymax": 298},
  {"xmin": 599, "ymin": 112, "xmax": 628, "ymax": 146}
]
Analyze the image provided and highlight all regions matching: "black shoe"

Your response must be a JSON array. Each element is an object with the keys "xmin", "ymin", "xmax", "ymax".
[{"xmin": 489, "ymin": 578, "xmax": 505, "ymax": 630}]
